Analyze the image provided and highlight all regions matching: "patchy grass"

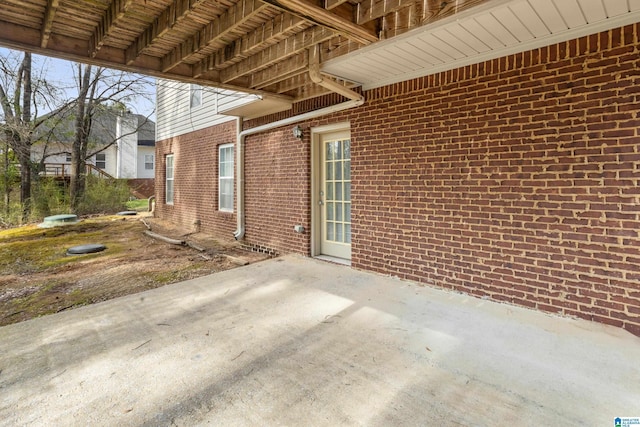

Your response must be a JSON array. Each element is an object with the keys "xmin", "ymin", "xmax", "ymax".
[
  {"xmin": 0, "ymin": 215, "xmax": 269, "ymax": 326},
  {"xmin": 0, "ymin": 218, "xmax": 133, "ymax": 274},
  {"xmin": 125, "ymin": 199, "xmax": 149, "ymax": 211}
]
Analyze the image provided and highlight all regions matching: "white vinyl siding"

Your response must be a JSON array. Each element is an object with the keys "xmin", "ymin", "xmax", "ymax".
[
  {"xmin": 165, "ymin": 154, "xmax": 174, "ymax": 205},
  {"xmin": 155, "ymin": 79, "xmax": 259, "ymax": 140},
  {"xmin": 218, "ymin": 144, "xmax": 233, "ymax": 212}
]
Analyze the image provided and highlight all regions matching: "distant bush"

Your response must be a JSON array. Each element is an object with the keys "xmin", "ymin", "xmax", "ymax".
[
  {"xmin": 0, "ymin": 175, "xmax": 131, "ymax": 227},
  {"xmin": 76, "ymin": 175, "xmax": 130, "ymax": 215},
  {"xmin": 32, "ymin": 177, "xmax": 68, "ymax": 218}
]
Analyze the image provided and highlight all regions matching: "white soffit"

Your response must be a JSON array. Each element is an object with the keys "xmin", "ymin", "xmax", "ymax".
[
  {"xmin": 219, "ymin": 96, "xmax": 293, "ymax": 119},
  {"xmin": 322, "ymin": 0, "xmax": 640, "ymax": 90}
]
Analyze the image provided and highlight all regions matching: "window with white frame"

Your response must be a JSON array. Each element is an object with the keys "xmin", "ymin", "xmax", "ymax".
[
  {"xmin": 145, "ymin": 154, "xmax": 154, "ymax": 170},
  {"xmin": 190, "ymin": 84, "xmax": 203, "ymax": 109},
  {"xmin": 218, "ymin": 144, "xmax": 234, "ymax": 212},
  {"xmin": 95, "ymin": 153, "xmax": 106, "ymax": 169},
  {"xmin": 65, "ymin": 153, "xmax": 72, "ymax": 162},
  {"xmin": 166, "ymin": 154, "xmax": 174, "ymax": 205}
]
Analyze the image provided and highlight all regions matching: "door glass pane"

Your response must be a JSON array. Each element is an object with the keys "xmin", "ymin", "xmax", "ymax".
[
  {"xmin": 336, "ymin": 202, "xmax": 343, "ymax": 221},
  {"xmin": 345, "ymin": 203, "xmax": 351, "ymax": 222},
  {"xmin": 326, "ymin": 143, "xmax": 334, "ymax": 160},
  {"xmin": 336, "ymin": 182, "xmax": 342, "ymax": 201},
  {"xmin": 335, "ymin": 141, "xmax": 342, "ymax": 160},
  {"xmin": 344, "ymin": 139, "xmax": 351, "ymax": 159},
  {"xmin": 344, "ymin": 160, "xmax": 350, "ymax": 180},
  {"xmin": 345, "ymin": 182, "xmax": 350, "ymax": 200},
  {"xmin": 335, "ymin": 160, "xmax": 342, "ymax": 180},
  {"xmin": 345, "ymin": 224, "xmax": 351, "ymax": 243},
  {"xmin": 336, "ymin": 223, "xmax": 343, "ymax": 242},
  {"xmin": 326, "ymin": 182, "xmax": 333, "ymax": 200},
  {"xmin": 326, "ymin": 162, "xmax": 333, "ymax": 180},
  {"xmin": 327, "ymin": 222, "xmax": 334, "ymax": 241},
  {"xmin": 327, "ymin": 202, "xmax": 334, "ymax": 220}
]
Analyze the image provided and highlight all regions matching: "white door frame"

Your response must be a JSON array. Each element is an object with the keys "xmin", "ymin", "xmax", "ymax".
[{"xmin": 310, "ymin": 122, "xmax": 351, "ymax": 260}]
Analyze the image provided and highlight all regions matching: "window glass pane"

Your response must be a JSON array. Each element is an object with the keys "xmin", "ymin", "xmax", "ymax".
[
  {"xmin": 166, "ymin": 181, "xmax": 174, "ymax": 204},
  {"xmin": 344, "ymin": 139, "xmax": 351, "ymax": 160},
  {"xmin": 345, "ymin": 224, "xmax": 351, "ymax": 244},
  {"xmin": 326, "ymin": 222, "xmax": 334, "ymax": 241},
  {"xmin": 345, "ymin": 203, "xmax": 351, "ymax": 222},
  {"xmin": 326, "ymin": 202, "xmax": 334, "ymax": 220},
  {"xmin": 336, "ymin": 223, "xmax": 343, "ymax": 242},
  {"xmin": 336, "ymin": 182, "xmax": 342, "ymax": 201},
  {"xmin": 335, "ymin": 141, "xmax": 342, "ymax": 160},
  {"xmin": 344, "ymin": 160, "xmax": 350, "ymax": 180},
  {"xmin": 335, "ymin": 160, "xmax": 342, "ymax": 180},
  {"xmin": 326, "ymin": 182, "xmax": 333, "ymax": 200},
  {"xmin": 326, "ymin": 142, "xmax": 333, "ymax": 160},
  {"xmin": 336, "ymin": 202, "xmax": 343, "ymax": 221},
  {"xmin": 345, "ymin": 182, "xmax": 351, "ymax": 200},
  {"xmin": 326, "ymin": 162, "xmax": 333, "ymax": 180}
]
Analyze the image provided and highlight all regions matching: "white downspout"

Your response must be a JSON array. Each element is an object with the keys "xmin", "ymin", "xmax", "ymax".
[
  {"xmin": 234, "ymin": 117, "xmax": 245, "ymax": 240},
  {"xmin": 233, "ymin": 47, "xmax": 364, "ymax": 240}
]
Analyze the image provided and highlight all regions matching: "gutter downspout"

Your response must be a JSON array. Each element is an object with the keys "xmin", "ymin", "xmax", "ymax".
[{"xmin": 233, "ymin": 48, "xmax": 364, "ymax": 240}]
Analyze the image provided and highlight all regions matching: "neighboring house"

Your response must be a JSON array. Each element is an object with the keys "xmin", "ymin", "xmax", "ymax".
[
  {"xmin": 155, "ymin": 13, "xmax": 640, "ymax": 337},
  {"xmin": 31, "ymin": 108, "xmax": 156, "ymax": 180}
]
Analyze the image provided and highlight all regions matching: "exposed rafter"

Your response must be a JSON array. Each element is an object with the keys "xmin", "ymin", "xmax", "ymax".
[
  {"xmin": 325, "ymin": 0, "xmax": 352, "ymax": 10},
  {"xmin": 161, "ymin": 0, "xmax": 272, "ymax": 72},
  {"xmin": 220, "ymin": 26, "xmax": 335, "ymax": 83},
  {"xmin": 260, "ymin": 0, "xmax": 378, "ymax": 45},
  {"xmin": 125, "ymin": 0, "xmax": 209, "ymax": 65},
  {"xmin": 194, "ymin": 12, "xmax": 308, "ymax": 77},
  {"xmin": 250, "ymin": 51, "xmax": 309, "ymax": 89},
  {"xmin": 40, "ymin": 0, "xmax": 59, "ymax": 49},
  {"xmin": 89, "ymin": 0, "xmax": 134, "ymax": 57}
]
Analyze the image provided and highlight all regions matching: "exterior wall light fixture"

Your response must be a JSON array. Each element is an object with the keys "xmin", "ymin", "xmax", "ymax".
[{"xmin": 292, "ymin": 125, "xmax": 303, "ymax": 139}]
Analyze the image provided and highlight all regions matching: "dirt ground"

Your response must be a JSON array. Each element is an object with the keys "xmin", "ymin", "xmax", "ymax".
[{"xmin": 0, "ymin": 213, "xmax": 270, "ymax": 326}]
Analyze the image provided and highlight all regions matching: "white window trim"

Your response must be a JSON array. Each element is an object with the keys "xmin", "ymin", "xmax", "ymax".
[
  {"xmin": 218, "ymin": 144, "xmax": 234, "ymax": 212},
  {"xmin": 166, "ymin": 154, "xmax": 174, "ymax": 205}
]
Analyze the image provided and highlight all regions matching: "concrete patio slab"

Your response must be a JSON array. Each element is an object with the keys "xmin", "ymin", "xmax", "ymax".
[{"xmin": 1, "ymin": 255, "xmax": 639, "ymax": 426}]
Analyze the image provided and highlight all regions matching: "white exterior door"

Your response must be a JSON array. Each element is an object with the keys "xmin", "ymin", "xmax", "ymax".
[{"xmin": 318, "ymin": 130, "xmax": 351, "ymax": 259}]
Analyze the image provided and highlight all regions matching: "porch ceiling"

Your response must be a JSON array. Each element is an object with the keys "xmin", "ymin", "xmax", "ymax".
[{"xmin": 0, "ymin": 0, "xmax": 638, "ymax": 103}]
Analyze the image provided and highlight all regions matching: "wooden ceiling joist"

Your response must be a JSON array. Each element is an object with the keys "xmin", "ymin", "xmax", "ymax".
[
  {"xmin": 161, "ymin": 0, "xmax": 272, "ymax": 72},
  {"xmin": 220, "ymin": 25, "xmax": 335, "ymax": 83},
  {"xmin": 249, "ymin": 51, "xmax": 308, "ymax": 88},
  {"xmin": 261, "ymin": 0, "xmax": 378, "ymax": 45},
  {"xmin": 194, "ymin": 12, "xmax": 307, "ymax": 77},
  {"xmin": 40, "ymin": 0, "xmax": 60, "ymax": 49},
  {"xmin": 89, "ymin": 0, "xmax": 134, "ymax": 57},
  {"xmin": 125, "ymin": 0, "xmax": 209, "ymax": 65}
]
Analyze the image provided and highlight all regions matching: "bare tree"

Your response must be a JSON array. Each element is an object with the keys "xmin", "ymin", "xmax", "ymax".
[
  {"xmin": 0, "ymin": 49, "xmax": 155, "ymax": 219},
  {"xmin": 68, "ymin": 64, "xmax": 154, "ymax": 210},
  {"xmin": 0, "ymin": 52, "xmax": 33, "ymax": 221}
]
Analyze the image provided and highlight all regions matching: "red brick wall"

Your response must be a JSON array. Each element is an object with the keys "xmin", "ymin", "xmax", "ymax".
[
  {"xmin": 244, "ymin": 128, "xmax": 311, "ymax": 255},
  {"xmin": 155, "ymin": 120, "xmax": 237, "ymax": 238},
  {"xmin": 346, "ymin": 24, "xmax": 640, "ymax": 336}
]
